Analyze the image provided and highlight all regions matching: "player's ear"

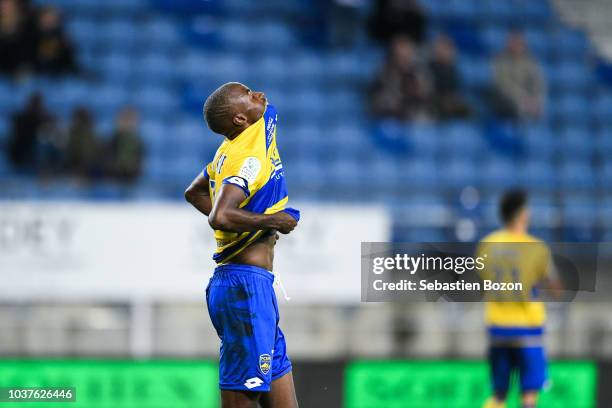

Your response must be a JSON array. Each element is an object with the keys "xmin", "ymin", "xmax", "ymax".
[{"xmin": 233, "ymin": 113, "xmax": 248, "ymax": 127}]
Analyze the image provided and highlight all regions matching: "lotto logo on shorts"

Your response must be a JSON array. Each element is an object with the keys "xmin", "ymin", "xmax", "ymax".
[
  {"xmin": 259, "ymin": 354, "xmax": 272, "ymax": 375},
  {"xmin": 244, "ymin": 377, "xmax": 264, "ymax": 389}
]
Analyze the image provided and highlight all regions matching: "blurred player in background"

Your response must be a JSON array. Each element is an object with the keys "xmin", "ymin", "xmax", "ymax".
[
  {"xmin": 478, "ymin": 189, "xmax": 562, "ymax": 408},
  {"xmin": 185, "ymin": 82, "xmax": 300, "ymax": 408}
]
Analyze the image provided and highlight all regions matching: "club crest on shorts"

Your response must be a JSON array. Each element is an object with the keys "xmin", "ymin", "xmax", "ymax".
[{"xmin": 259, "ymin": 354, "xmax": 271, "ymax": 375}]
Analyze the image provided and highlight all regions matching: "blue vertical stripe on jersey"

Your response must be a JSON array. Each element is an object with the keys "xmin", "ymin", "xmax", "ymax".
[
  {"xmin": 243, "ymin": 171, "xmax": 288, "ymax": 214},
  {"xmin": 263, "ymin": 104, "xmax": 277, "ymax": 153}
]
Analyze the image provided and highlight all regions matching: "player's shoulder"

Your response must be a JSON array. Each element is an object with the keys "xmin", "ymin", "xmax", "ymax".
[
  {"xmin": 479, "ymin": 229, "xmax": 543, "ymax": 244},
  {"xmin": 479, "ymin": 229, "xmax": 506, "ymax": 243}
]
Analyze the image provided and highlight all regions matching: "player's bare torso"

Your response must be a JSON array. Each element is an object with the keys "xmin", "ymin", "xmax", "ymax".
[{"xmin": 230, "ymin": 230, "xmax": 279, "ymax": 271}]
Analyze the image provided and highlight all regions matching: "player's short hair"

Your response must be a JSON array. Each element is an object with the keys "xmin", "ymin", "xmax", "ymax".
[
  {"xmin": 499, "ymin": 188, "xmax": 528, "ymax": 224},
  {"xmin": 203, "ymin": 82, "xmax": 241, "ymax": 135}
]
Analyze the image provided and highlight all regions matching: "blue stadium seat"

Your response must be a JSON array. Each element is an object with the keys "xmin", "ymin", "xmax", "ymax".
[
  {"xmin": 143, "ymin": 155, "xmax": 202, "ymax": 184},
  {"xmin": 290, "ymin": 89, "xmax": 326, "ymax": 121},
  {"xmin": 398, "ymin": 159, "xmax": 438, "ymax": 190},
  {"xmin": 562, "ymin": 196, "xmax": 597, "ymax": 226},
  {"xmin": 592, "ymin": 93, "xmax": 612, "ymax": 125},
  {"xmin": 522, "ymin": 123, "xmax": 555, "ymax": 160},
  {"xmin": 447, "ymin": 0, "xmax": 478, "ymax": 19},
  {"xmin": 393, "ymin": 226, "xmax": 449, "ymax": 243},
  {"xmin": 524, "ymin": 28, "xmax": 550, "ymax": 58},
  {"xmin": 482, "ymin": 0, "xmax": 517, "ymax": 21},
  {"xmin": 554, "ymin": 95, "xmax": 589, "ymax": 122},
  {"xmin": 44, "ymin": 81, "xmax": 90, "ymax": 117},
  {"xmin": 441, "ymin": 20, "xmax": 486, "ymax": 55},
  {"xmin": 103, "ymin": 0, "xmax": 148, "ymax": 14},
  {"xmin": 458, "ymin": 56, "xmax": 491, "ymax": 89},
  {"xmin": 89, "ymin": 84, "xmax": 129, "ymax": 117},
  {"xmin": 562, "ymin": 225, "xmax": 599, "ymax": 242},
  {"xmin": 95, "ymin": 113, "xmax": 116, "ymax": 136},
  {"xmin": 204, "ymin": 53, "xmax": 250, "ymax": 84},
  {"xmin": 481, "ymin": 158, "xmax": 518, "ymax": 190},
  {"xmin": 288, "ymin": 158, "xmax": 325, "ymax": 193},
  {"xmin": 439, "ymin": 122, "xmax": 483, "ymax": 158},
  {"xmin": 250, "ymin": 54, "xmax": 291, "ymax": 88},
  {"xmin": 549, "ymin": 61, "xmax": 593, "ymax": 90},
  {"xmin": 99, "ymin": 20, "xmax": 140, "ymax": 51},
  {"xmin": 140, "ymin": 120, "xmax": 169, "ymax": 157},
  {"xmin": 132, "ymin": 53, "xmax": 177, "ymax": 84},
  {"xmin": 529, "ymin": 195, "xmax": 558, "ymax": 228},
  {"xmin": 0, "ymin": 81, "xmax": 27, "ymax": 114},
  {"xmin": 0, "ymin": 153, "xmax": 11, "ymax": 177},
  {"xmin": 439, "ymin": 158, "xmax": 479, "ymax": 189},
  {"xmin": 599, "ymin": 196, "xmax": 612, "ymax": 228},
  {"xmin": 324, "ymin": 123, "xmax": 370, "ymax": 159},
  {"xmin": 481, "ymin": 26, "xmax": 507, "ymax": 53},
  {"xmin": 180, "ymin": 51, "xmax": 215, "ymax": 81},
  {"xmin": 282, "ymin": 123, "xmax": 321, "ymax": 159},
  {"xmin": 595, "ymin": 129, "xmax": 612, "ymax": 158},
  {"xmin": 185, "ymin": 15, "xmax": 223, "ymax": 48},
  {"xmin": 151, "ymin": 0, "xmax": 221, "ymax": 14},
  {"xmin": 0, "ymin": 115, "xmax": 9, "ymax": 142},
  {"xmin": 327, "ymin": 90, "xmax": 364, "ymax": 118},
  {"xmin": 99, "ymin": 52, "xmax": 133, "ymax": 82},
  {"xmin": 558, "ymin": 126, "xmax": 594, "ymax": 159},
  {"xmin": 392, "ymin": 194, "xmax": 453, "ymax": 226},
  {"xmin": 290, "ymin": 53, "xmax": 326, "ymax": 82},
  {"xmin": 600, "ymin": 162, "xmax": 612, "ymax": 190},
  {"xmin": 131, "ymin": 86, "xmax": 177, "ymax": 117},
  {"xmin": 406, "ymin": 123, "xmax": 438, "ymax": 157},
  {"xmin": 67, "ymin": 18, "xmax": 101, "ymax": 49},
  {"xmin": 328, "ymin": 52, "xmax": 370, "ymax": 83},
  {"xmin": 418, "ymin": 0, "xmax": 448, "ymax": 20},
  {"xmin": 519, "ymin": 0, "xmax": 553, "ymax": 21},
  {"xmin": 551, "ymin": 28, "xmax": 590, "ymax": 56},
  {"xmin": 174, "ymin": 120, "xmax": 206, "ymax": 144},
  {"xmin": 258, "ymin": 21, "xmax": 296, "ymax": 50},
  {"xmin": 218, "ymin": 21, "xmax": 252, "ymax": 49},
  {"xmin": 519, "ymin": 160, "xmax": 557, "ymax": 191},
  {"xmin": 364, "ymin": 159, "xmax": 401, "ymax": 192},
  {"xmin": 559, "ymin": 162, "xmax": 596, "ymax": 190},
  {"xmin": 143, "ymin": 18, "xmax": 182, "ymax": 49}
]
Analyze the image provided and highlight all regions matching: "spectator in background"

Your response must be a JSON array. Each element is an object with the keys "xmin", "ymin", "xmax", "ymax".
[
  {"xmin": 369, "ymin": 36, "xmax": 429, "ymax": 120},
  {"xmin": 369, "ymin": 0, "xmax": 427, "ymax": 45},
  {"xmin": 490, "ymin": 31, "xmax": 545, "ymax": 119},
  {"xmin": 428, "ymin": 35, "xmax": 472, "ymax": 119},
  {"xmin": 36, "ymin": 115, "xmax": 67, "ymax": 178},
  {"xmin": 107, "ymin": 107, "xmax": 143, "ymax": 183},
  {"xmin": 329, "ymin": 0, "xmax": 366, "ymax": 48},
  {"xmin": 32, "ymin": 6, "xmax": 76, "ymax": 75},
  {"xmin": 66, "ymin": 107, "xmax": 100, "ymax": 180},
  {"xmin": 7, "ymin": 92, "xmax": 54, "ymax": 171},
  {"xmin": 0, "ymin": 0, "xmax": 33, "ymax": 76}
]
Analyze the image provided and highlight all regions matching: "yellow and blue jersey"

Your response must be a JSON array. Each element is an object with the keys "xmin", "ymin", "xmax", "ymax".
[
  {"xmin": 477, "ymin": 229, "xmax": 552, "ymax": 341},
  {"xmin": 204, "ymin": 104, "xmax": 292, "ymax": 264}
]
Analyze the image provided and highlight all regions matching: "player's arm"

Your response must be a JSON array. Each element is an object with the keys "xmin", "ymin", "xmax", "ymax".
[
  {"xmin": 541, "ymin": 261, "xmax": 563, "ymax": 299},
  {"xmin": 185, "ymin": 171, "xmax": 212, "ymax": 216},
  {"xmin": 208, "ymin": 183, "xmax": 296, "ymax": 234},
  {"xmin": 540, "ymin": 248, "xmax": 563, "ymax": 299}
]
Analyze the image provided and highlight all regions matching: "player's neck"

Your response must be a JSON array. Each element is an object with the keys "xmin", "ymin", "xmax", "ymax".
[
  {"xmin": 225, "ymin": 123, "xmax": 252, "ymax": 140},
  {"xmin": 504, "ymin": 223, "xmax": 527, "ymax": 235}
]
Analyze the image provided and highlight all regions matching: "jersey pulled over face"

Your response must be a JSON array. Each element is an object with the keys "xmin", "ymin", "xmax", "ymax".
[
  {"xmin": 477, "ymin": 229, "xmax": 553, "ymax": 341},
  {"xmin": 205, "ymin": 104, "xmax": 289, "ymax": 264}
]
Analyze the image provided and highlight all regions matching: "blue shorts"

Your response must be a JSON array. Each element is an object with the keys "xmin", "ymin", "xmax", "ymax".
[
  {"xmin": 489, "ymin": 345, "xmax": 548, "ymax": 393},
  {"xmin": 205, "ymin": 264, "xmax": 292, "ymax": 392}
]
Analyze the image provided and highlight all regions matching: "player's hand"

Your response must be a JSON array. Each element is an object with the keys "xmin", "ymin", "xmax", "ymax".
[{"xmin": 269, "ymin": 212, "xmax": 298, "ymax": 234}]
